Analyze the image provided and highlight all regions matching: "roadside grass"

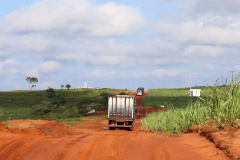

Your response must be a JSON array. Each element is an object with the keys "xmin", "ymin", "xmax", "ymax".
[
  {"xmin": 0, "ymin": 88, "xmax": 125, "ymax": 121},
  {"xmin": 141, "ymin": 101, "xmax": 209, "ymax": 134},
  {"xmin": 56, "ymin": 118, "xmax": 84, "ymax": 126},
  {"xmin": 141, "ymin": 76, "xmax": 240, "ymax": 134},
  {"xmin": 2, "ymin": 121, "xmax": 42, "ymax": 129}
]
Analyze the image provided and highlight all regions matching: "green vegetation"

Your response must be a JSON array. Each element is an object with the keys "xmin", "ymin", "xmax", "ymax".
[
  {"xmin": 141, "ymin": 101, "xmax": 209, "ymax": 133},
  {"xmin": 65, "ymin": 84, "xmax": 71, "ymax": 90},
  {"xmin": 142, "ymin": 87, "xmax": 208, "ymax": 109},
  {"xmin": 141, "ymin": 76, "xmax": 240, "ymax": 134},
  {"xmin": 45, "ymin": 127, "xmax": 53, "ymax": 133},
  {"xmin": 56, "ymin": 118, "xmax": 84, "ymax": 126},
  {"xmin": 205, "ymin": 77, "xmax": 240, "ymax": 126},
  {"xmin": 0, "ymin": 88, "xmax": 126, "ymax": 121}
]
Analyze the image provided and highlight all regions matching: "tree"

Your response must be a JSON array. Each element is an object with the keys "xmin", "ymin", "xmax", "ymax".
[
  {"xmin": 46, "ymin": 88, "xmax": 66, "ymax": 107},
  {"xmin": 46, "ymin": 88, "xmax": 56, "ymax": 98},
  {"xmin": 60, "ymin": 85, "xmax": 64, "ymax": 89},
  {"xmin": 65, "ymin": 84, "xmax": 71, "ymax": 90},
  {"xmin": 26, "ymin": 77, "xmax": 38, "ymax": 90}
]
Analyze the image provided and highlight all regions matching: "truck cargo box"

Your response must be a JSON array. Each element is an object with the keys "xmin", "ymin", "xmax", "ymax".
[{"xmin": 108, "ymin": 95, "xmax": 136, "ymax": 130}]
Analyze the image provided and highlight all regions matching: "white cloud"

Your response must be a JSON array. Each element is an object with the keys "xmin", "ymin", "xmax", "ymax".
[
  {"xmin": 3, "ymin": 0, "xmax": 145, "ymax": 37},
  {"xmin": 152, "ymin": 0, "xmax": 240, "ymax": 47},
  {"xmin": 192, "ymin": 0, "xmax": 240, "ymax": 15},
  {"xmin": 23, "ymin": 61, "xmax": 60, "ymax": 78},
  {"xmin": 200, "ymin": 64, "xmax": 217, "ymax": 72},
  {"xmin": 183, "ymin": 45, "xmax": 221, "ymax": 58},
  {"xmin": 151, "ymin": 68, "xmax": 187, "ymax": 79},
  {"xmin": 87, "ymin": 69, "xmax": 116, "ymax": 78},
  {"xmin": 39, "ymin": 81, "xmax": 54, "ymax": 90},
  {"xmin": 28, "ymin": 68, "xmax": 40, "ymax": 77},
  {"xmin": 0, "ymin": 59, "xmax": 19, "ymax": 75},
  {"xmin": 1, "ymin": 0, "xmax": 240, "ymax": 91},
  {"xmin": 39, "ymin": 61, "xmax": 60, "ymax": 73},
  {"xmin": 154, "ymin": 20, "xmax": 240, "ymax": 46}
]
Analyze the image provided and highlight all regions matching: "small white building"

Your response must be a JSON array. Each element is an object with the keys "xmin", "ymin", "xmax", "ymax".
[{"xmin": 190, "ymin": 88, "xmax": 201, "ymax": 97}]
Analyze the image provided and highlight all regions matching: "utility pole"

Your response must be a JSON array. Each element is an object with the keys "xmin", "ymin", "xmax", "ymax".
[
  {"xmin": 221, "ymin": 75, "xmax": 224, "ymax": 85},
  {"xmin": 230, "ymin": 71, "xmax": 235, "ymax": 83}
]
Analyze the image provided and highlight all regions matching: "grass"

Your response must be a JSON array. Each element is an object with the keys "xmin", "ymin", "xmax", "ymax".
[
  {"xmin": 141, "ymin": 76, "xmax": 240, "ymax": 134},
  {"xmin": 56, "ymin": 118, "xmax": 84, "ymax": 126},
  {"xmin": 0, "ymin": 88, "xmax": 127, "ymax": 121},
  {"xmin": 45, "ymin": 127, "xmax": 53, "ymax": 133},
  {"xmin": 142, "ymin": 87, "xmax": 208, "ymax": 109},
  {"xmin": 141, "ymin": 101, "xmax": 209, "ymax": 133}
]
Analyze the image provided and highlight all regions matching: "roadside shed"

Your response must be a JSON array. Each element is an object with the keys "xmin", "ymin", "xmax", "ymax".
[{"xmin": 190, "ymin": 88, "xmax": 201, "ymax": 97}]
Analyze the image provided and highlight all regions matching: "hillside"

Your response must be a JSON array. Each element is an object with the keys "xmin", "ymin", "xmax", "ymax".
[{"xmin": 0, "ymin": 88, "xmax": 130, "ymax": 121}]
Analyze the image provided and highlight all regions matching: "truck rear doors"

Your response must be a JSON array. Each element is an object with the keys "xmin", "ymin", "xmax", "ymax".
[{"xmin": 108, "ymin": 95, "xmax": 135, "ymax": 130}]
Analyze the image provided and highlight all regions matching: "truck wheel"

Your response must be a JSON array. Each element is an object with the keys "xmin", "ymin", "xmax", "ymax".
[
  {"xmin": 129, "ymin": 127, "xmax": 134, "ymax": 131},
  {"xmin": 109, "ymin": 127, "xmax": 115, "ymax": 130}
]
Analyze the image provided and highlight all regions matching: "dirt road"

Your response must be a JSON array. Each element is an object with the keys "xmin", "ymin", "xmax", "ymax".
[
  {"xmin": 0, "ymin": 91, "xmax": 229, "ymax": 160},
  {"xmin": 0, "ymin": 118, "xmax": 228, "ymax": 160}
]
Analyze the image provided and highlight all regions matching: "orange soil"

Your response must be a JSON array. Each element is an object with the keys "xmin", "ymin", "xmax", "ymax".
[
  {"xmin": 0, "ymin": 90, "xmax": 238, "ymax": 160},
  {"xmin": 0, "ymin": 118, "xmax": 229, "ymax": 160}
]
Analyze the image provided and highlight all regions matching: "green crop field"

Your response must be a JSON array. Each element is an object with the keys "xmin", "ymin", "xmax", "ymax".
[
  {"xmin": 0, "ymin": 88, "xmax": 128, "ymax": 121},
  {"xmin": 142, "ymin": 86, "xmax": 209, "ymax": 109},
  {"xmin": 141, "ymin": 77, "xmax": 240, "ymax": 134}
]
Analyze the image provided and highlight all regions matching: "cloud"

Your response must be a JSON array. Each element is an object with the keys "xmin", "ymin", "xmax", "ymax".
[
  {"xmin": 0, "ymin": 59, "xmax": 19, "ymax": 75},
  {"xmin": 151, "ymin": 68, "xmax": 187, "ymax": 79},
  {"xmin": 87, "ymin": 69, "xmax": 116, "ymax": 78},
  {"xmin": 183, "ymin": 45, "xmax": 221, "ymax": 58},
  {"xmin": 39, "ymin": 81, "xmax": 54, "ymax": 90},
  {"xmin": 192, "ymin": 0, "xmax": 240, "ymax": 15},
  {"xmin": 28, "ymin": 68, "xmax": 40, "ymax": 77},
  {"xmin": 23, "ymin": 61, "xmax": 60, "ymax": 78},
  {"xmin": 200, "ymin": 64, "xmax": 217, "ymax": 72},
  {"xmin": 1, "ymin": 0, "xmax": 240, "ymax": 91},
  {"xmin": 152, "ymin": 0, "xmax": 240, "ymax": 47},
  {"xmin": 3, "ymin": 0, "xmax": 145, "ymax": 37},
  {"xmin": 39, "ymin": 61, "xmax": 60, "ymax": 73},
  {"xmin": 154, "ymin": 20, "xmax": 240, "ymax": 46}
]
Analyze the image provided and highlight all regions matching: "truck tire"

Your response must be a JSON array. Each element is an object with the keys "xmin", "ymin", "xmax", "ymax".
[{"xmin": 109, "ymin": 127, "xmax": 115, "ymax": 130}]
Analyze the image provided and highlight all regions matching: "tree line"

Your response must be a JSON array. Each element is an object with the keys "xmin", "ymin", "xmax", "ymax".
[{"xmin": 26, "ymin": 77, "xmax": 71, "ymax": 90}]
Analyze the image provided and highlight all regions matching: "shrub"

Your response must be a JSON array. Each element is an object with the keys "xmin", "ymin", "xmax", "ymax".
[
  {"xmin": 46, "ymin": 88, "xmax": 56, "ymax": 98},
  {"xmin": 119, "ymin": 92, "xmax": 128, "ymax": 95},
  {"xmin": 51, "ymin": 95, "xmax": 67, "ymax": 107}
]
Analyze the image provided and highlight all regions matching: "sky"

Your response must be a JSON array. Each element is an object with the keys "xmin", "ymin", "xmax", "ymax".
[{"xmin": 0, "ymin": 0, "xmax": 240, "ymax": 91}]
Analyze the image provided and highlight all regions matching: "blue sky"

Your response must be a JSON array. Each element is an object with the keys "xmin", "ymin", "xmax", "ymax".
[{"xmin": 1, "ymin": 0, "xmax": 240, "ymax": 91}]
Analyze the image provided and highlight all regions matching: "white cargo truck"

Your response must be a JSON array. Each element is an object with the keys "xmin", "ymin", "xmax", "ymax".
[
  {"xmin": 137, "ymin": 87, "xmax": 144, "ymax": 96},
  {"xmin": 108, "ymin": 95, "xmax": 136, "ymax": 131}
]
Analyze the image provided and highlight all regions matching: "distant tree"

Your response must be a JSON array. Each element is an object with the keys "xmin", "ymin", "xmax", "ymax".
[
  {"xmin": 60, "ymin": 84, "xmax": 64, "ymax": 89},
  {"xmin": 65, "ymin": 84, "xmax": 71, "ymax": 90},
  {"xmin": 26, "ymin": 77, "xmax": 38, "ymax": 90}
]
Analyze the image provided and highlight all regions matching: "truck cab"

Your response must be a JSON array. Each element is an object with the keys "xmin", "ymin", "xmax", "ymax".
[{"xmin": 136, "ymin": 87, "xmax": 144, "ymax": 96}]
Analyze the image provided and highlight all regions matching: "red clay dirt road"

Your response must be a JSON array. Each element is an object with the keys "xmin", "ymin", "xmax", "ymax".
[{"xmin": 0, "ymin": 92, "xmax": 230, "ymax": 160}]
